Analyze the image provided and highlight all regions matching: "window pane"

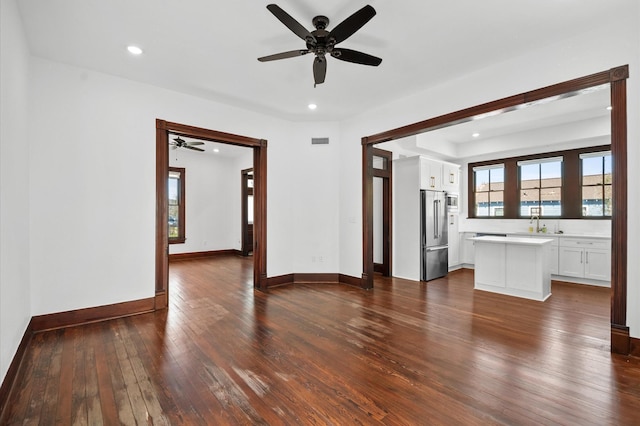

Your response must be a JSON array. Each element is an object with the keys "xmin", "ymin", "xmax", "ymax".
[
  {"xmin": 373, "ymin": 155, "xmax": 388, "ymax": 170},
  {"xmin": 583, "ymin": 186, "xmax": 603, "ymax": 216},
  {"xmin": 489, "ymin": 191, "xmax": 504, "ymax": 216},
  {"xmin": 247, "ymin": 195, "xmax": 254, "ymax": 224},
  {"xmin": 168, "ymin": 205, "xmax": 179, "ymax": 237},
  {"xmin": 604, "ymin": 155, "xmax": 612, "ymax": 184},
  {"xmin": 521, "ymin": 189, "xmax": 540, "ymax": 216},
  {"xmin": 520, "ymin": 164, "xmax": 539, "ymax": 189},
  {"xmin": 540, "ymin": 161, "xmax": 561, "ymax": 188},
  {"xmin": 582, "ymin": 156, "xmax": 603, "ymax": 185},
  {"xmin": 475, "ymin": 169, "xmax": 489, "ymax": 192},
  {"xmin": 541, "ymin": 187, "xmax": 561, "ymax": 216},
  {"xmin": 476, "ymin": 192, "xmax": 489, "ymax": 216},
  {"xmin": 168, "ymin": 177, "xmax": 179, "ymax": 204},
  {"xmin": 604, "ymin": 185, "xmax": 613, "ymax": 216},
  {"xmin": 489, "ymin": 168, "xmax": 504, "ymax": 191}
]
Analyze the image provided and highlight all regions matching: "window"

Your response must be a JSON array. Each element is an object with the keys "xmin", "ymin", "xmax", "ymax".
[
  {"xmin": 473, "ymin": 164, "xmax": 504, "ymax": 217},
  {"xmin": 518, "ymin": 157, "xmax": 562, "ymax": 217},
  {"xmin": 468, "ymin": 145, "xmax": 610, "ymax": 219},
  {"xmin": 168, "ymin": 167, "xmax": 185, "ymax": 243},
  {"xmin": 581, "ymin": 151, "xmax": 612, "ymax": 217}
]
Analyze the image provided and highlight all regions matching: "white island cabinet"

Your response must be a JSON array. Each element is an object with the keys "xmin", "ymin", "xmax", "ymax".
[{"xmin": 471, "ymin": 236, "xmax": 553, "ymax": 301}]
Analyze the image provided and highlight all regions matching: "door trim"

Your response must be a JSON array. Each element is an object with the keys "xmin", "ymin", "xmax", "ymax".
[
  {"xmin": 156, "ymin": 119, "xmax": 268, "ymax": 308},
  {"xmin": 361, "ymin": 66, "xmax": 629, "ymax": 353},
  {"xmin": 372, "ymin": 147, "xmax": 392, "ymax": 276}
]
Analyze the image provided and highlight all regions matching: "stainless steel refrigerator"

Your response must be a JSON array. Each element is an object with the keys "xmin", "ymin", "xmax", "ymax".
[{"xmin": 420, "ymin": 190, "xmax": 448, "ymax": 281}]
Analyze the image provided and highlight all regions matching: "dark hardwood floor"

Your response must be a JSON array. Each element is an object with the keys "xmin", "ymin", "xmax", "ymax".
[{"xmin": 2, "ymin": 255, "xmax": 640, "ymax": 425}]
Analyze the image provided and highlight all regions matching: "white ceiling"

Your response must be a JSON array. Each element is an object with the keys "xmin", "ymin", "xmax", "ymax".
[{"xmin": 16, "ymin": 0, "xmax": 629, "ymax": 122}]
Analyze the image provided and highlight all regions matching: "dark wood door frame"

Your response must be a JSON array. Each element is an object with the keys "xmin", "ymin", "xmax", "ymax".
[
  {"xmin": 372, "ymin": 148, "xmax": 392, "ymax": 276},
  {"xmin": 361, "ymin": 66, "xmax": 629, "ymax": 354},
  {"xmin": 241, "ymin": 168, "xmax": 254, "ymax": 256},
  {"xmin": 156, "ymin": 119, "xmax": 268, "ymax": 308}
]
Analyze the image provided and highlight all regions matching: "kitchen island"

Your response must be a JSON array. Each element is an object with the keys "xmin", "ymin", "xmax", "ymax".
[{"xmin": 470, "ymin": 236, "xmax": 553, "ymax": 301}]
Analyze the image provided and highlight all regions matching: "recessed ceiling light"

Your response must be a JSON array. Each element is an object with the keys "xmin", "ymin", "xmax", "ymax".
[
  {"xmin": 127, "ymin": 45, "xmax": 143, "ymax": 55},
  {"xmin": 213, "ymin": 148, "xmax": 220, "ymax": 153},
  {"xmin": 606, "ymin": 106, "xmax": 613, "ymax": 111},
  {"xmin": 472, "ymin": 132, "xmax": 480, "ymax": 138},
  {"xmin": 308, "ymin": 104, "xmax": 317, "ymax": 110}
]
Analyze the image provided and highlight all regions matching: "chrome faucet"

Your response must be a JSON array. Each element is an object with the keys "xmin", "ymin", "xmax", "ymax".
[{"xmin": 530, "ymin": 214, "xmax": 540, "ymax": 233}]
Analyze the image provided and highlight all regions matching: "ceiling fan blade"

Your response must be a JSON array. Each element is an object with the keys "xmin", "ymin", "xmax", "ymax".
[
  {"xmin": 328, "ymin": 5, "xmax": 376, "ymax": 44},
  {"xmin": 187, "ymin": 141, "xmax": 204, "ymax": 146},
  {"xmin": 313, "ymin": 56, "xmax": 326, "ymax": 86},
  {"xmin": 258, "ymin": 50, "xmax": 309, "ymax": 62},
  {"xmin": 184, "ymin": 145, "xmax": 205, "ymax": 152},
  {"xmin": 266, "ymin": 4, "xmax": 316, "ymax": 44},
  {"xmin": 331, "ymin": 48, "xmax": 382, "ymax": 66}
]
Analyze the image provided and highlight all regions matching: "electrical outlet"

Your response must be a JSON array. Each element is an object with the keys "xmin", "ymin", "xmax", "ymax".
[{"xmin": 319, "ymin": 256, "xmax": 324, "ymax": 263}]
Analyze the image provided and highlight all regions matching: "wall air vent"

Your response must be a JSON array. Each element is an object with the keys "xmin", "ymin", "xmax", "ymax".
[{"xmin": 311, "ymin": 137, "xmax": 329, "ymax": 145}]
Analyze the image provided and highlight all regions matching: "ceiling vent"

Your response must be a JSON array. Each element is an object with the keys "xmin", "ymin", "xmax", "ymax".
[{"xmin": 312, "ymin": 137, "xmax": 329, "ymax": 145}]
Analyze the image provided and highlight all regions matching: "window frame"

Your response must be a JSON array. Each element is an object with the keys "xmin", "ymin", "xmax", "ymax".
[
  {"xmin": 580, "ymin": 151, "xmax": 612, "ymax": 218},
  {"xmin": 468, "ymin": 145, "xmax": 610, "ymax": 219},
  {"xmin": 473, "ymin": 164, "xmax": 505, "ymax": 217},
  {"xmin": 517, "ymin": 156, "xmax": 563, "ymax": 218},
  {"xmin": 168, "ymin": 166, "xmax": 186, "ymax": 244}
]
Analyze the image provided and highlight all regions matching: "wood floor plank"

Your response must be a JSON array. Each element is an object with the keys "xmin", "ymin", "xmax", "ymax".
[
  {"xmin": 3, "ymin": 256, "xmax": 640, "ymax": 425},
  {"xmin": 70, "ymin": 326, "xmax": 88, "ymax": 426}
]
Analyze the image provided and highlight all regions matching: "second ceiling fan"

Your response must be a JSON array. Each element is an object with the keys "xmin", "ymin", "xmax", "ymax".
[{"xmin": 258, "ymin": 4, "xmax": 382, "ymax": 86}]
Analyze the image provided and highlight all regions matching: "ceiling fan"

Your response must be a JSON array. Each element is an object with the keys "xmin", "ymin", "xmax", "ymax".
[
  {"xmin": 169, "ymin": 137, "xmax": 205, "ymax": 152},
  {"xmin": 258, "ymin": 4, "xmax": 382, "ymax": 86}
]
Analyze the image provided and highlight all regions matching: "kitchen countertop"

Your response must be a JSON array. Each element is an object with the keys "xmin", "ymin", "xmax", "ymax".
[
  {"xmin": 470, "ymin": 236, "xmax": 554, "ymax": 245},
  {"xmin": 509, "ymin": 232, "xmax": 610, "ymax": 239},
  {"xmin": 464, "ymin": 231, "xmax": 611, "ymax": 240}
]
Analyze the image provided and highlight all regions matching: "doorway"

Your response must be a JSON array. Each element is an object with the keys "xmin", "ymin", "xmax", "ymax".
[
  {"xmin": 155, "ymin": 119, "xmax": 268, "ymax": 309},
  {"xmin": 241, "ymin": 168, "xmax": 254, "ymax": 256},
  {"xmin": 372, "ymin": 148, "xmax": 392, "ymax": 276},
  {"xmin": 361, "ymin": 66, "xmax": 629, "ymax": 354}
]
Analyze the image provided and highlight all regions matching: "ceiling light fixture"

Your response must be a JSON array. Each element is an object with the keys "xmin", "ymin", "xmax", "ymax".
[
  {"xmin": 308, "ymin": 103, "xmax": 317, "ymax": 110},
  {"xmin": 472, "ymin": 132, "xmax": 480, "ymax": 138},
  {"xmin": 127, "ymin": 45, "xmax": 143, "ymax": 55},
  {"xmin": 213, "ymin": 148, "xmax": 220, "ymax": 153},
  {"xmin": 607, "ymin": 106, "xmax": 613, "ymax": 111}
]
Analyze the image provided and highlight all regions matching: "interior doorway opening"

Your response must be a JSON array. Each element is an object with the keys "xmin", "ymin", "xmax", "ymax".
[
  {"xmin": 361, "ymin": 66, "xmax": 629, "ymax": 354},
  {"xmin": 155, "ymin": 120, "xmax": 268, "ymax": 309}
]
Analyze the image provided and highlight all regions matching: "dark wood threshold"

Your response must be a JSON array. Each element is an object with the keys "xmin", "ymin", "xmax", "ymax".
[
  {"xmin": 169, "ymin": 249, "xmax": 242, "ymax": 262},
  {"xmin": 264, "ymin": 273, "xmax": 363, "ymax": 289},
  {"xmin": 31, "ymin": 297, "xmax": 156, "ymax": 333},
  {"xmin": 0, "ymin": 319, "xmax": 33, "ymax": 421}
]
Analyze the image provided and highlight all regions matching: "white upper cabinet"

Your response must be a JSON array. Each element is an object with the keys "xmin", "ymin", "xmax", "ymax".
[
  {"xmin": 420, "ymin": 158, "xmax": 442, "ymax": 190},
  {"xmin": 442, "ymin": 162, "xmax": 461, "ymax": 194}
]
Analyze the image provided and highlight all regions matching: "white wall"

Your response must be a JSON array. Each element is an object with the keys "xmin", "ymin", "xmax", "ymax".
[
  {"xmin": 168, "ymin": 148, "xmax": 252, "ymax": 254},
  {"xmin": 0, "ymin": 0, "xmax": 32, "ymax": 384},
  {"xmin": 339, "ymin": 11, "xmax": 640, "ymax": 337},
  {"xmin": 288, "ymin": 122, "xmax": 342, "ymax": 273},
  {"xmin": 27, "ymin": 58, "xmax": 328, "ymax": 314}
]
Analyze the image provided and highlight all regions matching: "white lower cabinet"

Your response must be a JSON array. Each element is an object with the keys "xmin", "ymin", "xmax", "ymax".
[{"xmin": 558, "ymin": 238, "xmax": 611, "ymax": 281}]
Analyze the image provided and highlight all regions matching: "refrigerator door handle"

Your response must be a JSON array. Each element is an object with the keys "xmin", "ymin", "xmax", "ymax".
[{"xmin": 433, "ymin": 200, "xmax": 438, "ymax": 239}]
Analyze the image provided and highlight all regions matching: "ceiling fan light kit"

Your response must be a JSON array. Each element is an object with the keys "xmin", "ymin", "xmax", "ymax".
[{"xmin": 258, "ymin": 4, "xmax": 382, "ymax": 87}]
